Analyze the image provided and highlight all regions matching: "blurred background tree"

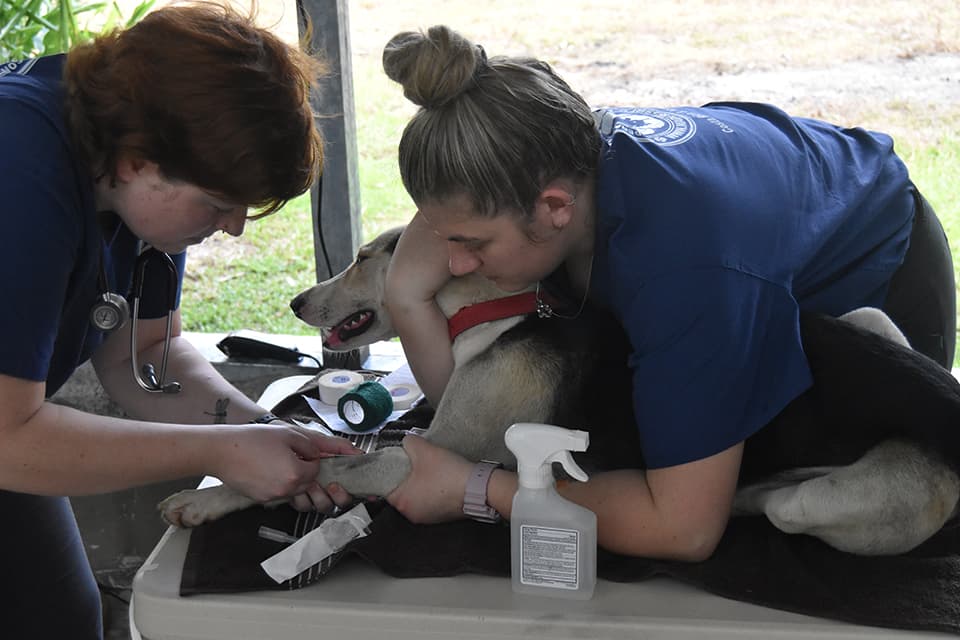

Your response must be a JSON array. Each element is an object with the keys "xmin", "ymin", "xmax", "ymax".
[{"xmin": 1, "ymin": 0, "xmax": 153, "ymax": 60}]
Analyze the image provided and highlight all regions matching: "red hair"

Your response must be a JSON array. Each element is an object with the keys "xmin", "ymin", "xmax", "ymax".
[{"xmin": 64, "ymin": 2, "xmax": 325, "ymax": 215}]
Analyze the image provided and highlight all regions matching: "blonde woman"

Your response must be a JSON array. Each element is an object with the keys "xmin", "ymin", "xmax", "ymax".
[{"xmin": 380, "ymin": 26, "xmax": 954, "ymax": 561}]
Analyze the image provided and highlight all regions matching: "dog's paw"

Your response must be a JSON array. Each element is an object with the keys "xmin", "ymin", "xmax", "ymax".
[
  {"xmin": 158, "ymin": 489, "xmax": 218, "ymax": 528},
  {"xmin": 158, "ymin": 485, "xmax": 259, "ymax": 527}
]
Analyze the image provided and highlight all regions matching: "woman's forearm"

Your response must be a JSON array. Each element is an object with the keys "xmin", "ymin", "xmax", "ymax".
[
  {"xmin": 0, "ymin": 400, "xmax": 215, "ymax": 495},
  {"xmin": 385, "ymin": 213, "xmax": 457, "ymax": 405},
  {"xmin": 389, "ymin": 300, "xmax": 455, "ymax": 405},
  {"xmin": 487, "ymin": 462, "xmax": 736, "ymax": 562},
  {"xmin": 94, "ymin": 334, "xmax": 269, "ymax": 424}
]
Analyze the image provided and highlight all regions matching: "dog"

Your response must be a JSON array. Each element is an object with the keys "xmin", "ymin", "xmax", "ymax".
[{"xmin": 160, "ymin": 226, "xmax": 960, "ymax": 556}]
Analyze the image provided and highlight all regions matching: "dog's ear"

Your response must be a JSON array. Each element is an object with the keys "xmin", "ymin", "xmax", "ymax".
[{"xmin": 385, "ymin": 229, "xmax": 403, "ymax": 254}]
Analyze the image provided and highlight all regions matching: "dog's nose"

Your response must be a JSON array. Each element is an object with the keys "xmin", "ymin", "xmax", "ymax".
[{"xmin": 290, "ymin": 294, "xmax": 305, "ymax": 317}]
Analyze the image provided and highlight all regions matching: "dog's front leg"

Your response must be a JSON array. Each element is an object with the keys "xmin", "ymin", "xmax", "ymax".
[
  {"xmin": 158, "ymin": 448, "xmax": 414, "ymax": 528},
  {"xmin": 316, "ymin": 447, "xmax": 412, "ymax": 497}
]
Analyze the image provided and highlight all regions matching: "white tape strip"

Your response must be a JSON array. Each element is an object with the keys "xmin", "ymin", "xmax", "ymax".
[{"xmin": 260, "ymin": 503, "xmax": 372, "ymax": 584}]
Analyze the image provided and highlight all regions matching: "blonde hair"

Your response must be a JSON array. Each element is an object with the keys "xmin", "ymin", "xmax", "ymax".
[{"xmin": 383, "ymin": 25, "xmax": 599, "ymax": 219}]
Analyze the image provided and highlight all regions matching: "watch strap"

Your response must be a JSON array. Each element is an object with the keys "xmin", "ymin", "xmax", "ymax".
[
  {"xmin": 252, "ymin": 412, "xmax": 281, "ymax": 424},
  {"xmin": 463, "ymin": 460, "xmax": 503, "ymax": 523}
]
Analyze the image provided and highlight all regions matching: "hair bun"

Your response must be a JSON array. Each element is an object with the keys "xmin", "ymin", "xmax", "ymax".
[{"xmin": 382, "ymin": 25, "xmax": 481, "ymax": 109}]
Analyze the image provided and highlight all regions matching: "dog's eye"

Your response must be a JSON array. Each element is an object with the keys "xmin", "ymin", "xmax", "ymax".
[{"xmin": 355, "ymin": 255, "xmax": 368, "ymax": 264}]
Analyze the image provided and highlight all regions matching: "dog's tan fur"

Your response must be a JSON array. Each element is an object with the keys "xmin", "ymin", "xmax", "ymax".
[{"xmin": 159, "ymin": 228, "xmax": 959, "ymax": 556}]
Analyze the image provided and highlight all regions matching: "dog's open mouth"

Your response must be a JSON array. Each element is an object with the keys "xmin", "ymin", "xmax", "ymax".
[{"xmin": 324, "ymin": 310, "xmax": 375, "ymax": 348}]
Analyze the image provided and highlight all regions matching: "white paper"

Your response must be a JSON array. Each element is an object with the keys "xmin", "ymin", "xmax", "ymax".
[{"xmin": 378, "ymin": 363, "xmax": 420, "ymax": 389}]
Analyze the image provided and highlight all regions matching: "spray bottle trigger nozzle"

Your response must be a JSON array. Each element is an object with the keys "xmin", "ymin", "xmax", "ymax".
[{"xmin": 548, "ymin": 450, "xmax": 588, "ymax": 482}]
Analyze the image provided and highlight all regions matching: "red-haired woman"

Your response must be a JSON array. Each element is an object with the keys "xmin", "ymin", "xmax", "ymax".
[{"xmin": 0, "ymin": 5, "xmax": 357, "ymax": 637}]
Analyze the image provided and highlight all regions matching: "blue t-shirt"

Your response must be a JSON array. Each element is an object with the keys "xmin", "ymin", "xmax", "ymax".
[
  {"xmin": 591, "ymin": 103, "xmax": 913, "ymax": 468},
  {"xmin": 0, "ymin": 55, "xmax": 186, "ymax": 397}
]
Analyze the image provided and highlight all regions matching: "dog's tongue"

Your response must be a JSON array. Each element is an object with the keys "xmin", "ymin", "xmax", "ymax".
[
  {"xmin": 324, "ymin": 310, "xmax": 373, "ymax": 349},
  {"xmin": 324, "ymin": 330, "xmax": 344, "ymax": 348}
]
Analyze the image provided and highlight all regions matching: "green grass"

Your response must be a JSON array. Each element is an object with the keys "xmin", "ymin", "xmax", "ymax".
[
  {"xmin": 899, "ymin": 137, "xmax": 960, "ymax": 262},
  {"xmin": 899, "ymin": 136, "xmax": 960, "ymax": 367},
  {"xmin": 182, "ymin": 200, "xmax": 318, "ymax": 334}
]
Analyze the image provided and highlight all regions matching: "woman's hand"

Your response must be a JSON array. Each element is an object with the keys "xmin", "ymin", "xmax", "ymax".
[
  {"xmin": 386, "ymin": 434, "xmax": 474, "ymax": 523},
  {"xmin": 210, "ymin": 424, "xmax": 362, "ymax": 504},
  {"xmin": 285, "ymin": 423, "xmax": 360, "ymax": 512},
  {"xmin": 287, "ymin": 480, "xmax": 355, "ymax": 513}
]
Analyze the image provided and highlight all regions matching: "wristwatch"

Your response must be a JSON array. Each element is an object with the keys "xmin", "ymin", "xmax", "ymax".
[{"xmin": 463, "ymin": 460, "xmax": 503, "ymax": 523}]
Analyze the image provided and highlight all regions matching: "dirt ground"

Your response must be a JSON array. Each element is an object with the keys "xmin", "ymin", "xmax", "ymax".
[
  {"xmin": 349, "ymin": 0, "xmax": 960, "ymax": 148},
  {"xmin": 132, "ymin": 1, "xmax": 960, "ymax": 170},
  {"xmin": 570, "ymin": 54, "xmax": 960, "ymax": 147}
]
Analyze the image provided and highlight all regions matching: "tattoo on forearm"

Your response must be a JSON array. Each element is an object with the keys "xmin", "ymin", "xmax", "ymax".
[{"xmin": 205, "ymin": 398, "xmax": 230, "ymax": 424}]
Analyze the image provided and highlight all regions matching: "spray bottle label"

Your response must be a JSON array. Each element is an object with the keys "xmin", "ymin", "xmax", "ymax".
[{"xmin": 519, "ymin": 525, "xmax": 580, "ymax": 590}]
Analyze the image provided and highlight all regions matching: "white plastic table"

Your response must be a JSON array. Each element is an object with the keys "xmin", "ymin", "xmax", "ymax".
[
  {"xmin": 131, "ymin": 523, "xmax": 946, "ymax": 640},
  {"xmin": 131, "ymin": 356, "xmax": 948, "ymax": 639}
]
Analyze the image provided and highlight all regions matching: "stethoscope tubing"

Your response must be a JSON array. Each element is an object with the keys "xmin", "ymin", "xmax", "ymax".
[{"xmin": 128, "ymin": 248, "xmax": 182, "ymax": 394}]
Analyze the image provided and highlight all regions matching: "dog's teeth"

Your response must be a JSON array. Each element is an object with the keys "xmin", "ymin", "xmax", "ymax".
[{"xmin": 344, "ymin": 312, "xmax": 371, "ymax": 330}]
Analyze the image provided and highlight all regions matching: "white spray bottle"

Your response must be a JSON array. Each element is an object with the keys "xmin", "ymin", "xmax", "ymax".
[{"xmin": 505, "ymin": 422, "xmax": 596, "ymax": 599}]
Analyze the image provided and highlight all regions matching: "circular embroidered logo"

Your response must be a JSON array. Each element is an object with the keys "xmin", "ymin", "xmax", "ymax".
[{"xmin": 612, "ymin": 108, "xmax": 697, "ymax": 146}]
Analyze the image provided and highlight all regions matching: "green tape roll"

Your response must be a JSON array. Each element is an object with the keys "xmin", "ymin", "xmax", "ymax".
[{"xmin": 337, "ymin": 381, "xmax": 393, "ymax": 432}]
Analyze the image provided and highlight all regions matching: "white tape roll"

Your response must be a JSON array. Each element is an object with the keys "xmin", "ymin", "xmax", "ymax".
[
  {"xmin": 317, "ymin": 370, "xmax": 364, "ymax": 405},
  {"xmin": 385, "ymin": 383, "xmax": 422, "ymax": 411}
]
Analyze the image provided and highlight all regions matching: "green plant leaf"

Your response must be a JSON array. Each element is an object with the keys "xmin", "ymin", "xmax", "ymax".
[
  {"xmin": 1, "ymin": 0, "xmax": 153, "ymax": 59},
  {"xmin": 123, "ymin": 0, "xmax": 154, "ymax": 26}
]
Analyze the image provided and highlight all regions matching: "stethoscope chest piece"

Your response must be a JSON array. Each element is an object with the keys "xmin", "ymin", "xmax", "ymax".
[{"xmin": 90, "ymin": 291, "xmax": 130, "ymax": 332}]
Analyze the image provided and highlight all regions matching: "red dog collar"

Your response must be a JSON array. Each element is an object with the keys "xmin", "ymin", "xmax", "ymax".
[{"xmin": 447, "ymin": 290, "xmax": 561, "ymax": 341}]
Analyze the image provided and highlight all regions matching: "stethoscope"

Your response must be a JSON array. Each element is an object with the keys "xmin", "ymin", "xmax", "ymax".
[{"xmin": 90, "ymin": 244, "xmax": 182, "ymax": 394}]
